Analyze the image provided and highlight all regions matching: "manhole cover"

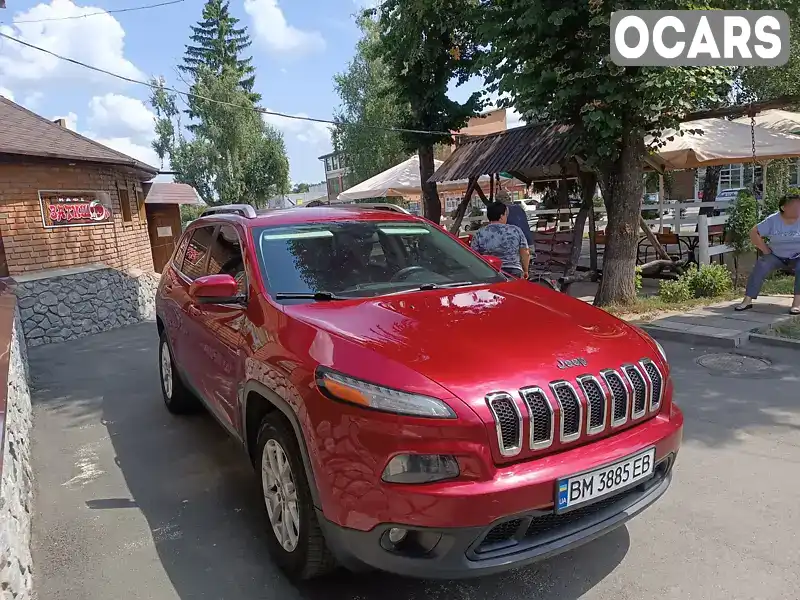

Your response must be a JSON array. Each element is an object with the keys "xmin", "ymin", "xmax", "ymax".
[{"xmin": 696, "ymin": 353, "xmax": 771, "ymax": 374}]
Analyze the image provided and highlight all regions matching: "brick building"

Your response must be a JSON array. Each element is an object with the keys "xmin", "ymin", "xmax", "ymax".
[
  {"xmin": 0, "ymin": 97, "xmax": 166, "ymax": 347},
  {"xmin": 0, "ymin": 97, "xmax": 158, "ymax": 277}
]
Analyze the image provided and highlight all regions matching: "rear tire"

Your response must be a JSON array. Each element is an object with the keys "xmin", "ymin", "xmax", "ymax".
[
  {"xmin": 158, "ymin": 331, "xmax": 199, "ymax": 414},
  {"xmin": 256, "ymin": 413, "xmax": 336, "ymax": 580}
]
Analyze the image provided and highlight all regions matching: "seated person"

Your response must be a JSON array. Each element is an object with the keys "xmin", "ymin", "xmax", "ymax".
[
  {"xmin": 736, "ymin": 193, "xmax": 800, "ymax": 315},
  {"xmin": 470, "ymin": 201, "xmax": 530, "ymax": 279}
]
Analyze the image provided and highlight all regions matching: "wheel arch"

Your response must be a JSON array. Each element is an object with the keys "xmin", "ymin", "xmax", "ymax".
[{"xmin": 242, "ymin": 381, "xmax": 322, "ymax": 508}]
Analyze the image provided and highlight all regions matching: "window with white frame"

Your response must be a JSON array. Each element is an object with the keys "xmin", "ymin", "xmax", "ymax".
[
  {"xmin": 445, "ymin": 197, "xmax": 459, "ymax": 214},
  {"xmin": 789, "ymin": 159, "xmax": 800, "ymax": 187}
]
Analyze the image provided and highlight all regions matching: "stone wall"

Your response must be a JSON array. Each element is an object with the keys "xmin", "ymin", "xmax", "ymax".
[
  {"xmin": 15, "ymin": 265, "xmax": 159, "ymax": 347},
  {"xmin": 0, "ymin": 305, "xmax": 34, "ymax": 599}
]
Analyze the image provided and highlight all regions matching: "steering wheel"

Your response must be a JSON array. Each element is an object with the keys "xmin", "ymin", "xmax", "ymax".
[{"xmin": 390, "ymin": 265, "xmax": 427, "ymax": 282}]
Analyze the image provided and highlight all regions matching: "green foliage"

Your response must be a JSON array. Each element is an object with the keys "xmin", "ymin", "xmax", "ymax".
[
  {"xmin": 658, "ymin": 278, "xmax": 692, "ymax": 303},
  {"xmin": 332, "ymin": 12, "xmax": 410, "ymax": 185},
  {"xmin": 292, "ymin": 182, "xmax": 311, "ymax": 193},
  {"xmin": 740, "ymin": 5, "xmax": 800, "ymax": 102},
  {"xmin": 635, "ymin": 267, "xmax": 643, "ymax": 293},
  {"xmin": 150, "ymin": 69, "xmax": 289, "ymax": 207},
  {"xmin": 726, "ymin": 189, "xmax": 759, "ymax": 256},
  {"xmin": 371, "ymin": 0, "xmax": 484, "ymax": 152},
  {"xmin": 149, "ymin": 0, "xmax": 289, "ymax": 207},
  {"xmin": 480, "ymin": 0, "xmax": 737, "ymax": 167},
  {"xmin": 478, "ymin": 0, "xmax": 741, "ymax": 306},
  {"xmin": 659, "ymin": 264, "xmax": 733, "ymax": 302},
  {"xmin": 685, "ymin": 263, "xmax": 733, "ymax": 298},
  {"xmin": 178, "ymin": 0, "xmax": 259, "ymax": 118},
  {"xmin": 370, "ymin": 0, "xmax": 485, "ymax": 222}
]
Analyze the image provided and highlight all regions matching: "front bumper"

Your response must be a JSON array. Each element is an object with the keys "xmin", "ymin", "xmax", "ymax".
[{"xmin": 319, "ymin": 455, "xmax": 674, "ymax": 579}]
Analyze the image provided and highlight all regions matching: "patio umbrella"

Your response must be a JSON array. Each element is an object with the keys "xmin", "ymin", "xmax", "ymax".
[
  {"xmin": 733, "ymin": 109, "xmax": 800, "ymax": 136},
  {"xmin": 648, "ymin": 118, "xmax": 800, "ymax": 171},
  {"xmin": 336, "ymin": 156, "xmax": 496, "ymax": 203}
]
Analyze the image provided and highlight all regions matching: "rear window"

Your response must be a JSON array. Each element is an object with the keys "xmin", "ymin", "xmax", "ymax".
[{"xmin": 253, "ymin": 220, "xmax": 503, "ymax": 301}]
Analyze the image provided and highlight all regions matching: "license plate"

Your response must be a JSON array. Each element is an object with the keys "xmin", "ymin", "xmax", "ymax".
[{"xmin": 556, "ymin": 447, "xmax": 656, "ymax": 513}]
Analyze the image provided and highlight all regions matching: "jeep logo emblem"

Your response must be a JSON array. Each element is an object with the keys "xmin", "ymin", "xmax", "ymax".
[{"xmin": 557, "ymin": 358, "xmax": 587, "ymax": 369}]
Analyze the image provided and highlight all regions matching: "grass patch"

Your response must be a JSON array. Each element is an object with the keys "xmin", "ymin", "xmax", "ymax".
[
  {"xmin": 600, "ymin": 274, "xmax": 795, "ymax": 321},
  {"xmin": 603, "ymin": 291, "xmax": 740, "ymax": 321},
  {"xmin": 761, "ymin": 274, "xmax": 795, "ymax": 296},
  {"xmin": 763, "ymin": 316, "xmax": 800, "ymax": 340}
]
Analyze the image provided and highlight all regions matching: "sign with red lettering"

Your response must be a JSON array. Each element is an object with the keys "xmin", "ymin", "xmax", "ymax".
[{"xmin": 38, "ymin": 190, "xmax": 113, "ymax": 228}]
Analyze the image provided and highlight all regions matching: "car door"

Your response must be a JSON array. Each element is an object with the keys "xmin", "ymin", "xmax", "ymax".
[
  {"xmin": 169, "ymin": 224, "xmax": 217, "ymax": 394},
  {"xmin": 187, "ymin": 223, "xmax": 248, "ymax": 434}
]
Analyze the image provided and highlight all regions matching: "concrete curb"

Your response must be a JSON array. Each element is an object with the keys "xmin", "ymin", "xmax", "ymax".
[
  {"xmin": 748, "ymin": 332, "xmax": 800, "ymax": 350},
  {"xmin": 640, "ymin": 324, "xmax": 748, "ymax": 348}
]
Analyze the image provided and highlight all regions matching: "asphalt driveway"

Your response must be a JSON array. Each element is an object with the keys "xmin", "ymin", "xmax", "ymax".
[{"xmin": 29, "ymin": 322, "xmax": 800, "ymax": 599}]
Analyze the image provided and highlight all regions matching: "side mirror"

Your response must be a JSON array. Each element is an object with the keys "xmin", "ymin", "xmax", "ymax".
[
  {"xmin": 483, "ymin": 255, "xmax": 503, "ymax": 271},
  {"xmin": 189, "ymin": 274, "xmax": 242, "ymax": 304}
]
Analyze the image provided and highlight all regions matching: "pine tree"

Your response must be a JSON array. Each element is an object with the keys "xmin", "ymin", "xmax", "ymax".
[{"xmin": 179, "ymin": 0, "xmax": 259, "ymax": 107}]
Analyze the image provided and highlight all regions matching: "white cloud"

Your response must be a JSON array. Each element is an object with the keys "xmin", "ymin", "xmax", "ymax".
[
  {"xmin": 53, "ymin": 96, "xmax": 161, "ymax": 168},
  {"xmin": 244, "ymin": 0, "xmax": 325, "ymax": 55},
  {"xmin": 87, "ymin": 93, "xmax": 155, "ymax": 143},
  {"xmin": 0, "ymin": 0, "xmax": 143, "ymax": 88},
  {"xmin": 0, "ymin": 87, "xmax": 13, "ymax": 101},
  {"xmin": 23, "ymin": 91, "xmax": 44, "ymax": 109},
  {"xmin": 92, "ymin": 136, "xmax": 160, "ymax": 168},
  {"xmin": 263, "ymin": 109, "xmax": 332, "ymax": 147},
  {"xmin": 507, "ymin": 108, "xmax": 524, "ymax": 129}
]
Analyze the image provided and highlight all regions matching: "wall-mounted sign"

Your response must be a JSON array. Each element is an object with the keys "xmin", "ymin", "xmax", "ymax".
[
  {"xmin": 157, "ymin": 226, "xmax": 173, "ymax": 238},
  {"xmin": 38, "ymin": 190, "xmax": 113, "ymax": 228}
]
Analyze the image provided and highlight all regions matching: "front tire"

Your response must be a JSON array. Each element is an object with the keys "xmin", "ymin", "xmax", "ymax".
[
  {"xmin": 256, "ymin": 413, "xmax": 336, "ymax": 580},
  {"xmin": 158, "ymin": 331, "xmax": 199, "ymax": 414}
]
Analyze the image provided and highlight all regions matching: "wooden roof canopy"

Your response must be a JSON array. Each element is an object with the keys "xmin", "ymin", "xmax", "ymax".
[{"xmin": 429, "ymin": 123, "xmax": 586, "ymax": 185}]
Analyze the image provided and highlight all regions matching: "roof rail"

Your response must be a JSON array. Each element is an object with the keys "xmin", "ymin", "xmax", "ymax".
[
  {"xmin": 345, "ymin": 203, "xmax": 411, "ymax": 215},
  {"xmin": 200, "ymin": 204, "xmax": 257, "ymax": 218}
]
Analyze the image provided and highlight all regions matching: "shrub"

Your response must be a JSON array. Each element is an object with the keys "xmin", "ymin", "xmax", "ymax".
[
  {"xmin": 685, "ymin": 263, "xmax": 733, "ymax": 297},
  {"xmin": 725, "ymin": 189, "xmax": 758, "ymax": 255},
  {"xmin": 658, "ymin": 278, "xmax": 692, "ymax": 303},
  {"xmin": 635, "ymin": 266, "xmax": 643, "ymax": 292},
  {"xmin": 657, "ymin": 263, "xmax": 733, "ymax": 303}
]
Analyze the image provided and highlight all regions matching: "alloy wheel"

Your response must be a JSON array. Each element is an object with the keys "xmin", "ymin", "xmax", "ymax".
[
  {"xmin": 261, "ymin": 439, "xmax": 300, "ymax": 552},
  {"xmin": 160, "ymin": 341, "xmax": 173, "ymax": 399}
]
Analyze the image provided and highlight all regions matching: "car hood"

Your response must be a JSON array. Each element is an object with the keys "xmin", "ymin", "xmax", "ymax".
[{"xmin": 283, "ymin": 281, "xmax": 657, "ymax": 405}]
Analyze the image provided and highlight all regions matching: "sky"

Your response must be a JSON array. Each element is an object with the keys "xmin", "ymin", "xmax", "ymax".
[{"xmin": 0, "ymin": 0, "xmax": 520, "ymax": 185}]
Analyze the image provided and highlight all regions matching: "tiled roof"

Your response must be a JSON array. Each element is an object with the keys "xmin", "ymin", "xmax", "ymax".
[
  {"xmin": 0, "ymin": 96, "xmax": 158, "ymax": 175},
  {"xmin": 144, "ymin": 182, "xmax": 202, "ymax": 205},
  {"xmin": 430, "ymin": 123, "xmax": 581, "ymax": 183}
]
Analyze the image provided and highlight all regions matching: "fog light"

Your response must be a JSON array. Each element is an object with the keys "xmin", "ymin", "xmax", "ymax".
[
  {"xmin": 387, "ymin": 527, "xmax": 407, "ymax": 544},
  {"xmin": 381, "ymin": 454, "xmax": 460, "ymax": 484}
]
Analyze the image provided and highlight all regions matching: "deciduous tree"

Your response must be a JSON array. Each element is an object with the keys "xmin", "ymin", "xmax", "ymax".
[
  {"xmin": 371, "ymin": 0, "xmax": 484, "ymax": 224},
  {"xmin": 481, "ymin": 0, "xmax": 736, "ymax": 305},
  {"xmin": 332, "ymin": 12, "xmax": 410, "ymax": 186}
]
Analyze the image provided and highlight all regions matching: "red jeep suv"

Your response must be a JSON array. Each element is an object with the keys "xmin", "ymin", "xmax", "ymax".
[{"xmin": 155, "ymin": 205, "xmax": 683, "ymax": 580}]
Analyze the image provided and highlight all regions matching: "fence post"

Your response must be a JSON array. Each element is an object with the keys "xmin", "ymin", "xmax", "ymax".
[{"xmin": 698, "ymin": 214, "xmax": 710, "ymax": 265}]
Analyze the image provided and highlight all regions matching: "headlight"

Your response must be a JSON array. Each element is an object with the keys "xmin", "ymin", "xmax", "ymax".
[
  {"xmin": 382, "ymin": 454, "xmax": 460, "ymax": 484},
  {"xmin": 654, "ymin": 339, "xmax": 668, "ymax": 363},
  {"xmin": 315, "ymin": 369, "xmax": 457, "ymax": 418}
]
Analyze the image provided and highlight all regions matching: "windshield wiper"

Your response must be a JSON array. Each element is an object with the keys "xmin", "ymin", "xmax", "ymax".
[{"xmin": 274, "ymin": 291, "xmax": 347, "ymax": 301}]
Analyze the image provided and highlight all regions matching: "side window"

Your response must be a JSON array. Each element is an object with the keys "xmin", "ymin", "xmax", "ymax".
[
  {"xmin": 207, "ymin": 224, "xmax": 247, "ymax": 295},
  {"xmin": 173, "ymin": 231, "xmax": 192, "ymax": 267},
  {"xmin": 180, "ymin": 226, "xmax": 216, "ymax": 280}
]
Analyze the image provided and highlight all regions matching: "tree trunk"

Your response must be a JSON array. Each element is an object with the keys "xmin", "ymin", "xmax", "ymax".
[
  {"xmin": 700, "ymin": 165, "xmax": 722, "ymax": 216},
  {"xmin": 418, "ymin": 145, "xmax": 441, "ymax": 224},
  {"xmin": 594, "ymin": 129, "xmax": 646, "ymax": 307}
]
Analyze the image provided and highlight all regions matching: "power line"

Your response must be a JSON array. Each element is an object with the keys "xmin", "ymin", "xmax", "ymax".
[
  {"xmin": 0, "ymin": 30, "xmax": 453, "ymax": 137},
  {"xmin": 8, "ymin": 0, "xmax": 185, "ymax": 24}
]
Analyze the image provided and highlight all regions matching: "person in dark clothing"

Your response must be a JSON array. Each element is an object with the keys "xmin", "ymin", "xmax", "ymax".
[{"xmin": 501, "ymin": 198, "xmax": 533, "ymax": 249}]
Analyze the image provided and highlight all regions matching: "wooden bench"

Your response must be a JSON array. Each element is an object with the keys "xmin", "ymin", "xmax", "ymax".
[{"xmin": 530, "ymin": 230, "xmax": 596, "ymax": 292}]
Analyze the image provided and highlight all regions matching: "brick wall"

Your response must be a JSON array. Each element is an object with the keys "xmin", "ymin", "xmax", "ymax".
[{"xmin": 0, "ymin": 162, "xmax": 154, "ymax": 276}]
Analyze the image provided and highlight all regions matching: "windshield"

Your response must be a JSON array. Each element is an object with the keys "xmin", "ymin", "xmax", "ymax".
[{"xmin": 254, "ymin": 220, "xmax": 504, "ymax": 301}]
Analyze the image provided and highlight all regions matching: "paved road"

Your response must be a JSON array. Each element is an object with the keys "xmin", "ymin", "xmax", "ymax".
[{"xmin": 30, "ymin": 323, "xmax": 800, "ymax": 599}]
